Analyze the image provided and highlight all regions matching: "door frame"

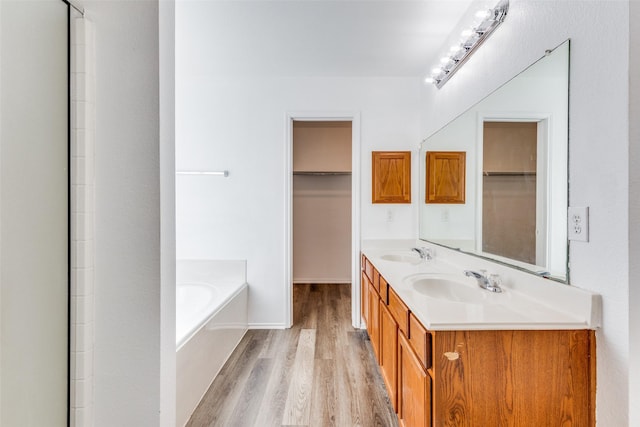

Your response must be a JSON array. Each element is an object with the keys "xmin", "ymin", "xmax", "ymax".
[
  {"xmin": 284, "ymin": 112, "xmax": 362, "ymax": 328},
  {"xmin": 475, "ymin": 113, "xmax": 551, "ymax": 268}
]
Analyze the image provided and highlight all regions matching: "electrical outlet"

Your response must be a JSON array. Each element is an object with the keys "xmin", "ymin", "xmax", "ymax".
[
  {"xmin": 386, "ymin": 209, "xmax": 394, "ymax": 222},
  {"xmin": 441, "ymin": 208, "xmax": 450, "ymax": 223},
  {"xmin": 568, "ymin": 206, "xmax": 589, "ymax": 242}
]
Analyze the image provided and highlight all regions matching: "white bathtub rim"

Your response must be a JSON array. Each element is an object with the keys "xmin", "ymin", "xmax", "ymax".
[{"xmin": 176, "ymin": 281, "xmax": 248, "ymax": 351}]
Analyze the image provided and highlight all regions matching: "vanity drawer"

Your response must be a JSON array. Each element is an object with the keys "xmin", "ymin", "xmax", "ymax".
[
  {"xmin": 379, "ymin": 275, "xmax": 388, "ymax": 302},
  {"xmin": 364, "ymin": 256, "xmax": 374, "ymax": 282},
  {"xmin": 373, "ymin": 269, "xmax": 381, "ymax": 294},
  {"xmin": 409, "ymin": 313, "xmax": 431, "ymax": 369},
  {"xmin": 388, "ymin": 286, "xmax": 409, "ymax": 336}
]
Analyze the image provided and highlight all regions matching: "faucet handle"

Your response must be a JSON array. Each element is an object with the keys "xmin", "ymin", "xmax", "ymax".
[{"xmin": 487, "ymin": 273, "xmax": 502, "ymax": 288}]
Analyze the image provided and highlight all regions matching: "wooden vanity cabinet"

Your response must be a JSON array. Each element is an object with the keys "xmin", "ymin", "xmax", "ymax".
[{"xmin": 361, "ymin": 254, "xmax": 596, "ymax": 427}]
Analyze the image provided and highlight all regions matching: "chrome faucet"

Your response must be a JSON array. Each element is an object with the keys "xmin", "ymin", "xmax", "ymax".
[
  {"xmin": 412, "ymin": 247, "xmax": 433, "ymax": 260},
  {"xmin": 464, "ymin": 270, "xmax": 503, "ymax": 293}
]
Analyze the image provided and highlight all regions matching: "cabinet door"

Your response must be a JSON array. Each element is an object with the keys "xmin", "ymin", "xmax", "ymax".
[
  {"xmin": 368, "ymin": 280, "xmax": 381, "ymax": 360},
  {"xmin": 380, "ymin": 300, "xmax": 398, "ymax": 411},
  {"xmin": 398, "ymin": 332, "xmax": 431, "ymax": 427},
  {"xmin": 433, "ymin": 330, "xmax": 594, "ymax": 426},
  {"xmin": 361, "ymin": 271, "xmax": 370, "ymax": 326},
  {"xmin": 372, "ymin": 151, "xmax": 411, "ymax": 204},
  {"xmin": 425, "ymin": 151, "xmax": 465, "ymax": 204}
]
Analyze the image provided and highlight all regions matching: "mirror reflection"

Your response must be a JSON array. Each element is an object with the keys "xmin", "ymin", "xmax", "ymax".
[{"xmin": 419, "ymin": 40, "xmax": 569, "ymax": 281}]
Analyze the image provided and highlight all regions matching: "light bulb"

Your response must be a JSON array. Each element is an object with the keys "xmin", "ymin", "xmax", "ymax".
[
  {"xmin": 461, "ymin": 28, "xmax": 474, "ymax": 38},
  {"xmin": 424, "ymin": 77, "xmax": 435, "ymax": 84},
  {"xmin": 475, "ymin": 9, "xmax": 490, "ymax": 19}
]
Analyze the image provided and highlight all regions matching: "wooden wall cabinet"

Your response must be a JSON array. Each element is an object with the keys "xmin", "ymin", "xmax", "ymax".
[
  {"xmin": 425, "ymin": 151, "xmax": 466, "ymax": 204},
  {"xmin": 372, "ymin": 151, "xmax": 411, "ymax": 204},
  {"xmin": 361, "ymin": 254, "xmax": 596, "ymax": 427}
]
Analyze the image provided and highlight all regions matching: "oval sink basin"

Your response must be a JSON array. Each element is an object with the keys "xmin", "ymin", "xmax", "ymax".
[
  {"xmin": 406, "ymin": 274, "xmax": 500, "ymax": 303},
  {"xmin": 380, "ymin": 253, "xmax": 422, "ymax": 264},
  {"xmin": 413, "ymin": 278, "xmax": 478, "ymax": 302}
]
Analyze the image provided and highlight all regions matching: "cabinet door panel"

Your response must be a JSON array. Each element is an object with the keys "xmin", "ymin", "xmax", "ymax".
[
  {"xmin": 372, "ymin": 151, "xmax": 411, "ymax": 203},
  {"xmin": 361, "ymin": 271, "xmax": 370, "ymax": 325},
  {"xmin": 380, "ymin": 300, "xmax": 398, "ymax": 411},
  {"xmin": 433, "ymin": 330, "xmax": 594, "ymax": 427},
  {"xmin": 398, "ymin": 332, "xmax": 431, "ymax": 427},
  {"xmin": 368, "ymin": 281, "xmax": 381, "ymax": 360},
  {"xmin": 409, "ymin": 313, "xmax": 431, "ymax": 370}
]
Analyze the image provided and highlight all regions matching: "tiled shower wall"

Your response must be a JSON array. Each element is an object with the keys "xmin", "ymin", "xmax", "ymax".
[{"xmin": 70, "ymin": 16, "xmax": 95, "ymax": 427}]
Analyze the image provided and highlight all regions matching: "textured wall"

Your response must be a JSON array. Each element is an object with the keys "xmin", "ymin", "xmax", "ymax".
[
  {"xmin": 421, "ymin": 1, "xmax": 630, "ymax": 425},
  {"xmin": 87, "ymin": 1, "xmax": 162, "ymax": 426}
]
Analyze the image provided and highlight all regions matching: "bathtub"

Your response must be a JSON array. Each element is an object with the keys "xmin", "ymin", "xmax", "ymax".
[{"xmin": 176, "ymin": 259, "xmax": 248, "ymax": 426}]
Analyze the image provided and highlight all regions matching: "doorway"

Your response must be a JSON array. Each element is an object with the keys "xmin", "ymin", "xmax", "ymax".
[
  {"xmin": 292, "ymin": 121, "xmax": 352, "ymax": 285},
  {"xmin": 285, "ymin": 113, "xmax": 361, "ymax": 328},
  {"xmin": 479, "ymin": 119, "xmax": 548, "ymax": 266}
]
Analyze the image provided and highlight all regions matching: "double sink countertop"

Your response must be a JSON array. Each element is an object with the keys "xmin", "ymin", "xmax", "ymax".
[{"xmin": 362, "ymin": 240, "xmax": 602, "ymax": 331}]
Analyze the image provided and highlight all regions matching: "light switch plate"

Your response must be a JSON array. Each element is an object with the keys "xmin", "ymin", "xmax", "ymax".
[{"xmin": 568, "ymin": 206, "xmax": 589, "ymax": 242}]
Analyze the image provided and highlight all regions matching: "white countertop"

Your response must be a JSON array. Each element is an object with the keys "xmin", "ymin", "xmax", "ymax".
[{"xmin": 362, "ymin": 241, "xmax": 601, "ymax": 331}]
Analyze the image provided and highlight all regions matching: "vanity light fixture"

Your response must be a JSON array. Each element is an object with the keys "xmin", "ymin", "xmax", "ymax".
[{"xmin": 425, "ymin": 0, "xmax": 509, "ymax": 88}]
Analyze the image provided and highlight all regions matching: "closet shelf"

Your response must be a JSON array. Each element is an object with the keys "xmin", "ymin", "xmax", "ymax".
[
  {"xmin": 293, "ymin": 171, "xmax": 352, "ymax": 176},
  {"xmin": 483, "ymin": 171, "xmax": 536, "ymax": 176}
]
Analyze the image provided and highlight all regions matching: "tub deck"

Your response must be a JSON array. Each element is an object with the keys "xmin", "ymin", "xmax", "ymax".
[{"xmin": 176, "ymin": 260, "xmax": 248, "ymax": 427}]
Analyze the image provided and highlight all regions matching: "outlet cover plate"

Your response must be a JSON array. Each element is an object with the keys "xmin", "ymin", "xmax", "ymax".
[{"xmin": 568, "ymin": 206, "xmax": 589, "ymax": 242}]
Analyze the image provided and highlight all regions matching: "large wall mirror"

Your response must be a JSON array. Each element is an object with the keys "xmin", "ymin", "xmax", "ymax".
[{"xmin": 419, "ymin": 40, "xmax": 569, "ymax": 282}]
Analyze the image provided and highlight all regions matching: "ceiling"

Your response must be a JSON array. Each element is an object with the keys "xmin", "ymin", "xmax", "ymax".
[{"xmin": 177, "ymin": 0, "xmax": 475, "ymax": 77}]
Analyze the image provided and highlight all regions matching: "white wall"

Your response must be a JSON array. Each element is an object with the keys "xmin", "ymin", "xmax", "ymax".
[
  {"xmin": 421, "ymin": 1, "xmax": 629, "ymax": 425},
  {"xmin": 629, "ymin": 2, "xmax": 640, "ymax": 425},
  {"xmin": 159, "ymin": 1, "xmax": 176, "ymax": 426},
  {"xmin": 176, "ymin": 0, "xmax": 421, "ymax": 327},
  {"xmin": 87, "ymin": 1, "xmax": 163, "ymax": 425},
  {"xmin": 175, "ymin": 74, "xmax": 421, "ymax": 326}
]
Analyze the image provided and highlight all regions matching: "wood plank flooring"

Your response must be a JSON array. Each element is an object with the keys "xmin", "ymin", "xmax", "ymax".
[{"xmin": 186, "ymin": 284, "xmax": 398, "ymax": 427}]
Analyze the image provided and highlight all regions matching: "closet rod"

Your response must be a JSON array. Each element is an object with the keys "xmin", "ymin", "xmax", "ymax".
[{"xmin": 293, "ymin": 171, "xmax": 352, "ymax": 176}]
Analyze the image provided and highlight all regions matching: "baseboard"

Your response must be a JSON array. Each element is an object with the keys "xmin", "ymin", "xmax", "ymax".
[{"xmin": 248, "ymin": 323, "xmax": 289, "ymax": 330}]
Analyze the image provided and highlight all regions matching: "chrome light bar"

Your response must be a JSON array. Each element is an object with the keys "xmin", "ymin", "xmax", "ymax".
[{"xmin": 426, "ymin": 0, "xmax": 509, "ymax": 89}]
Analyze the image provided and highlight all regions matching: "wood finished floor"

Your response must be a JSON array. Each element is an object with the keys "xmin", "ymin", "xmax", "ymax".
[{"xmin": 186, "ymin": 284, "xmax": 398, "ymax": 427}]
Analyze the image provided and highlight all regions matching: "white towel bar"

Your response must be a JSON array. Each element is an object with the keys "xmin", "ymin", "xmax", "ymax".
[{"xmin": 176, "ymin": 171, "xmax": 229, "ymax": 177}]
